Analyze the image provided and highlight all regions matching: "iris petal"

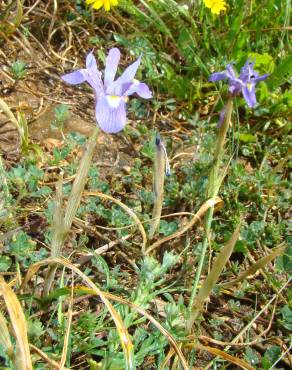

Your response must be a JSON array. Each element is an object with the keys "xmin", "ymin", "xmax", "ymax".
[
  {"xmin": 225, "ymin": 64, "xmax": 237, "ymax": 79},
  {"xmin": 125, "ymin": 81, "xmax": 152, "ymax": 98},
  {"xmin": 95, "ymin": 94, "xmax": 127, "ymax": 133},
  {"xmin": 240, "ymin": 59, "xmax": 257, "ymax": 82},
  {"xmin": 228, "ymin": 79, "xmax": 242, "ymax": 95},
  {"xmin": 117, "ymin": 57, "xmax": 141, "ymax": 84},
  {"xmin": 242, "ymin": 84, "xmax": 257, "ymax": 108},
  {"xmin": 209, "ymin": 72, "xmax": 228, "ymax": 82},
  {"xmin": 61, "ymin": 70, "xmax": 86, "ymax": 84},
  {"xmin": 86, "ymin": 51, "xmax": 98, "ymax": 71},
  {"xmin": 104, "ymin": 48, "xmax": 121, "ymax": 89},
  {"xmin": 109, "ymin": 57, "xmax": 141, "ymax": 95},
  {"xmin": 84, "ymin": 51, "xmax": 103, "ymax": 96},
  {"xmin": 253, "ymin": 74, "xmax": 269, "ymax": 83}
]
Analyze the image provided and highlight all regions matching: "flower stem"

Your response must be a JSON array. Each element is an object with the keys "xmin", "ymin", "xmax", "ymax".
[
  {"xmin": 187, "ymin": 98, "xmax": 233, "ymax": 329},
  {"xmin": 149, "ymin": 134, "xmax": 166, "ymax": 241},
  {"xmin": 43, "ymin": 126, "xmax": 99, "ymax": 296}
]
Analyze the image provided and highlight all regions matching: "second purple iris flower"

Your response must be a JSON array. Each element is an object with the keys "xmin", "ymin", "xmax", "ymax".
[{"xmin": 209, "ymin": 60, "xmax": 269, "ymax": 108}]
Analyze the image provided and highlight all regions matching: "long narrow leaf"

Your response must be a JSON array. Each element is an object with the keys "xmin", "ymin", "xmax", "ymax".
[
  {"xmin": 0, "ymin": 97, "xmax": 21, "ymax": 131},
  {"xmin": 0, "ymin": 277, "xmax": 32, "ymax": 370},
  {"xmin": 59, "ymin": 290, "xmax": 73, "ymax": 370},
  {"xmin": 187, "ymin": 225, "xmax": 240, "ymax": 330},
  {"xmin": 0, "ymin": 311, "xmax": 13, "ymax": 361},
  {"xmin": 222, "ymin": 243, "xmax": 286, "ymax": 288},
  {"xmin": 64, "ymin": 126, "xmax": 99, "ymax": 231},
  {"xmin": 13, "ymin": 0, "xmax": 23, "ymax": 28}
]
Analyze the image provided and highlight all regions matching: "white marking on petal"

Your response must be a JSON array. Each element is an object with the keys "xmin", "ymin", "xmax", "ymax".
[
  {"xmin": 106, "ymin": 95, "xmax": 122, "ymax": 108},
  {"xmin": 247, "ymin": 83, "xmax": 253, "ymax": 91}
]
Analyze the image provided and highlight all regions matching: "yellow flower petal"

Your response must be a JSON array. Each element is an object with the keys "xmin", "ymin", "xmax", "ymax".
[
  {"xmin": 86, "ymin": 0, "xmax": 119, "ymax": 11},
  {"xmin": 104, "ymin": 0, "xmax": 111, "ymax": 11},
  {"xmin": 92, "ymin": 0, "xmax": 104, "ymax": 10},
  {"xmin": 203, "ymin": 0, "xmax": 227, "ymax": 14}
]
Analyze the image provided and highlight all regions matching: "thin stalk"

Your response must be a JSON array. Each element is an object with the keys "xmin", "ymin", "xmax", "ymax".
[
  {"xmin": 43, "ymin": 126, "xmax": 99, "ymax": 295},
  {"xmin": 0, "ymin": 97, "xmax": 21, "ymax": 139},
  {"xmin": 43, "ymin": 171, "xmax": 65, "ymax": 296},
  {"xmin": 149, "ymin": 134, "xmax": 166, "ymax": 241},
  {"xmin": 63, "ymin": 127, "xmax": 99, "ymax": 231},
  {"xmin": 187, "ymin": 98, "xmax": 233, "ymax": 326}
]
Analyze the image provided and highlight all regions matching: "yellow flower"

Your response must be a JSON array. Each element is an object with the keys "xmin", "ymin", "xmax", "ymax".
[
  {"xmin": 86, "ymin": 0, "xmax": 118, "ymax": 12},
  {"xmin": 203, "ymin": 0, "xmax": 227, "ymax": 14}
]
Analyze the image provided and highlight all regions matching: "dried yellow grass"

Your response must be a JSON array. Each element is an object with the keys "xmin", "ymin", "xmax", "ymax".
[
  {"xmin": 146, "ymin": 196, "xmax": 222, "ymax": 254},
  {"xmin": 222, "ymin": 243, "xmax": 287, "ymax": 288},
  {"xmin": 59, "ymin": 288, "xmax": 73, "ymax": 370},
  {"xmin": 0, "ymin": 311, "xmax": 13, "ymax": 361},
  {"xmin": 0, "ymin": 276, "xmax": 32, "ymax": 370},
  {"xmin": 84, "ymin": 191, "xmax": 147, "ymax": 254}
]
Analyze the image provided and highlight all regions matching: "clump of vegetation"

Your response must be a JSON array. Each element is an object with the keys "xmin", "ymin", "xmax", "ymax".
[{"xmin": 0, "ymin": 0, "xmax": 290, "ymax": 369}]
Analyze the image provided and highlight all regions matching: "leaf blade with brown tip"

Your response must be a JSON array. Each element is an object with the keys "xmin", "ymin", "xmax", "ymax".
[{"xmin": 0, "ymin": 276, "xmax": 33, "ymax": 370}]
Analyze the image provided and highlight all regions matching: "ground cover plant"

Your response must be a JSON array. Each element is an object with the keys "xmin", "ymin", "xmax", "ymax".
[{"xmin": 0, "ymin": 0, "xmax": 291, "ymax": 369}]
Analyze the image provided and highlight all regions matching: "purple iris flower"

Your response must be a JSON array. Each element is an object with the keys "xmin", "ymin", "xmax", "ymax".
[
  {"xmin": 61, "ymin": 48, "xmax": 152, "ymax": 133},
  {"xmin": 209, "ymin": 59, "xmax": 269, "ymax": 108}
]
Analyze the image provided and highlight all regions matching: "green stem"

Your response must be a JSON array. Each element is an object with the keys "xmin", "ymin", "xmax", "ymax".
[
  {"xmin": 149, "ymin": 134, "xmax": 166, "ymax": 240},
  {"xmin": 43, "ymin": 126, "xmax": 99, "ymax": 296},
  {"xmin": 64, "ymin": 126, "xmax": 99, "ymax": 231},
  {"xmin": 187, "ymin": 98, "xmax": 233, "ymax": 328}
]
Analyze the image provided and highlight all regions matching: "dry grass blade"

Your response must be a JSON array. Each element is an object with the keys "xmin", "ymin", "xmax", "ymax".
[
  {"xmin": 0, "ymin": 311, "xmax": 13, "ymax": 362},
  {"xmin": 0, "ymin": 97, "xmax": 20, "ymax": 131},
  {"xmin": 59, "ymin": 286, "xmax": 73, "ymax": 369},
  {"xmin": 0, "ymin": 276, "xmax": 33, "ymax": 370},
  {"xmin": 21, "ymin": 258, "xmax": 135, "ymax": 370},
  {"xmin": 222, "ymin": 243, "xmax": 287, "ymax": 288},
  {"xmin": 160, "ymin": 348, "xmax": 176, "ymax": 369},
  {"xmin": 84, "ymin": 191, "xmax": 147, "ymax": 254},
  {"xmin": 190, "ymin": 343, "xmax": 255, "ymax": 370},
  {"xmin": 103, "ymin": 292, "xmax": 190, "ymax": 370},
  {"xmin": 187, "ymin": 224, "xmax": 240, "ymax": 330},
  {"xmin": 14, "ymin": 0, "xmax": 24, "ymax": 28},
  {"xmin": 30, "ymin": 344, "xmax": 70, "ymax": 370},
  {"xmin": 146, "ymin": 196, "xmax": 222, "ymax": 254}
]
